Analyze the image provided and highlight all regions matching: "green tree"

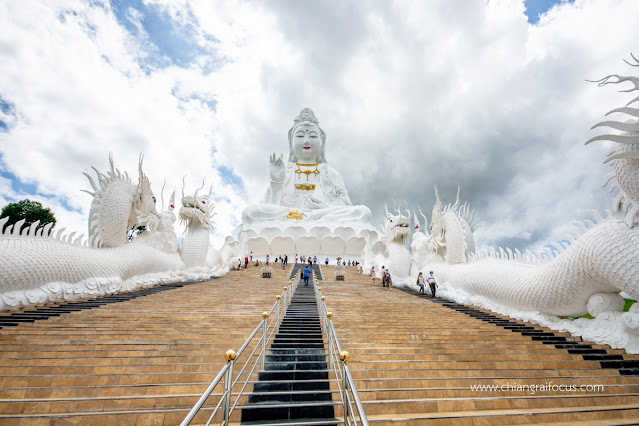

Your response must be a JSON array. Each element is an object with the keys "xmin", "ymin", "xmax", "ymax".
[{"xmin": 0, "ymin": 199, "xmax": 56, "ymax": 234}]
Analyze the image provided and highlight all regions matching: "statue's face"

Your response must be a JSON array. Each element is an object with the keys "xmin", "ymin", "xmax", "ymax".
[{"xmin": 292, "ymin": 122, "xmax": 321, "ymax": 162}]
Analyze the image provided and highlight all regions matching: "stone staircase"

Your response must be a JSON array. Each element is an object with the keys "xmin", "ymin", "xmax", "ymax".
[
  {"xmin": 0, "ymin": 265, "xmax": 295, "ymax": 425},
  {"xmin": 319, "ymin": 266, "xmax": 639, "ymax": 424},
  {"xmin": 241, "ymin": 276, "xmax": 338, "ymax": 424},
  {"xmin": 0, "ymin": 262, "xmax": 638, "ymax": 424}
]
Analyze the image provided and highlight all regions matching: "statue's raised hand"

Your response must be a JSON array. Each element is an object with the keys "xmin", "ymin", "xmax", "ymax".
[{"xmin": 269, "ymin": 153, "xmax": 286, "ymax": 183}]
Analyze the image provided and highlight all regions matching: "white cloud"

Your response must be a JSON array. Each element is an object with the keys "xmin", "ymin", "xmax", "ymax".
[{"xmin": 1, "ymin": 0, "xmax": 638, "ymax": 255}]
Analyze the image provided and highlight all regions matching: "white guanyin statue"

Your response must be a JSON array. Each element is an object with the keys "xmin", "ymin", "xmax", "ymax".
[
  {"xmin": 223, "ymin": 108, "xmax": 378, "ymax": 261},
  {"xmin": 242, "ymin": 108, "xmax": 372, "ymax": 223}
]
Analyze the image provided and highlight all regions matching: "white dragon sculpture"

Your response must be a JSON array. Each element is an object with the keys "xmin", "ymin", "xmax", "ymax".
[
  {"xmin": 0, "ymin": 155, "xmax": 222, "ymax": 312},
  {"xmin": 373, "ymin": 56, "xmax": 639, "ymax": 353}
]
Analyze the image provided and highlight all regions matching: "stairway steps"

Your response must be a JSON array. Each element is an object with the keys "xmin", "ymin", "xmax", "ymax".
[
  {"xmin": 241, "ymin": 280, "xmax": 336, "ymax": 424},
  {"xmin": 1, "ymin": 264, "xmax": 638, "ymax": 424},
  {"xmin": 0, "ymin": 264, "xmax": 305, "ymax": 424},
  {"xmin": 309, "ymin": 271, "xmax": 639, "ymax": 424}
]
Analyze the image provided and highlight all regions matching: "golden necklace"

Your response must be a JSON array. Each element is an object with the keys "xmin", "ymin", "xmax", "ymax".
[{"xmin": 294, "ymin": 163, "xmax": 320, "ymax": 181}]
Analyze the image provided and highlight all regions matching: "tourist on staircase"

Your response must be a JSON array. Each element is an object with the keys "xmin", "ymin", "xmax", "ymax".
[
  {"xmin": 303, "ymin": 265, "xmax": 311, "ymax": 286},
  {"xmin": 383, "ymin": 269, "xmax": 393, "ymax": 290},
  {"xmin": 427, "ymin": 271, "xmax": 438, "ymax": 297},
  {"xmin": 417, "ymin": 272, "xmax": 426, "ymax": 294}
]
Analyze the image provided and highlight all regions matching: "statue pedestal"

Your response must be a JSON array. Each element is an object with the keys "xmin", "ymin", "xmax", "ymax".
[{"xmin": 225, "ymin": 211, "xmax": 379, "ymax": 258}]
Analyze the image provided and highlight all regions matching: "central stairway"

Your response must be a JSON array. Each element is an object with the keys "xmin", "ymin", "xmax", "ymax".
[{"xmin": 241, "ymin": 275, "xmax": 338, "ymax": 424}]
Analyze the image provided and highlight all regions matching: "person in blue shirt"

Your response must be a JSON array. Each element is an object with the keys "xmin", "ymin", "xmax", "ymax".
[{"xmin": 303, "ymin": 266, "xmax": 311, "ymax": 286}]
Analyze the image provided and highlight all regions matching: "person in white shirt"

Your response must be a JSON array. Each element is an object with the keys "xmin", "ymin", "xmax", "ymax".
[{"xmin": 427, "ymin": 271, "xmax": 437, "ymax": 297}]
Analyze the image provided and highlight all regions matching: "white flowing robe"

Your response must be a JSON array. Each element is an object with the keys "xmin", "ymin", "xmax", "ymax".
[{"xmin": 242, "ymin": 162, "xmax": 372, "ymax": 224}]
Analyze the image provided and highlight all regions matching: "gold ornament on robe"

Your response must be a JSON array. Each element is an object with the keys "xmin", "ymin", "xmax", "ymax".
[
  {"xmin": 295, "ymin": 184, "xmax": 315, "ymax": 191},
  {"xmin": 286, "ymin": 209, "xmax": 303, "ymax": 220},
  {"xmin": 295, "ymin": 163, "xmax": 320, "ymax": 181}
]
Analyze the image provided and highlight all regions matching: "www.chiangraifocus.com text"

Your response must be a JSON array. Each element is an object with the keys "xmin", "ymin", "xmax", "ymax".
[{"xmin": 470, "ymin": 382, "xmax": 604, "ymax": 395}]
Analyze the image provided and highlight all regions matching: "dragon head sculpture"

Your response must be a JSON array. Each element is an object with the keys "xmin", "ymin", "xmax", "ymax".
[
  {"xmin": 179, "ymin": 179, "xmax": 214, "ymax": 231},
  {"xmin": 380, "ymin": 202, "xmax": 411, "ymax": 245}
]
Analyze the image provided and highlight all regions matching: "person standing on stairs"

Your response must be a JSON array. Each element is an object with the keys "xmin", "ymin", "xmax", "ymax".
[
  {"xmin": 303, "ymin": 265, "xmax": 311, "ymax": 286},
  {"xmin": 384, "ymin": 269, "xmax": 393, "ymax": 290},
  {"xmin": 417, "ymin": 272, "xmax": 426, "ymax": 294},
  {"xmin": 427, "ymin": 271, "xmax": 438, "ymax": 297},
  {"xmin": 370, "ymin": 266, "xmax": 377, "ymax": 285}
]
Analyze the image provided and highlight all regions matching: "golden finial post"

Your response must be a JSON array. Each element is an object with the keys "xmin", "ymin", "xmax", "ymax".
[{"xmin": 225, "ymin": 349, "xmax": 236, "ymax": 362}]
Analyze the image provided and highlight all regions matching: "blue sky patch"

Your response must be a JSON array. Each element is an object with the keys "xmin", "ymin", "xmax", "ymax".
[
  {"xmin": 0, "ymin": 97, "xmax": 16, "ymax": 132},
  {"xmin": 110, "ymin": 0, "xmax": 215, "ymax": 69},
  {"xmin": 218, "ymin": 165, "xmax": 245, "ymax": 192},
  {"xmin": 191, "ymin": 94, "xmax": 217, "ymax": 112},
  {"xmin": 0, "ymin": 158, "xmax": 82, "ymax": 214},
  {"xmin": 524, "ymin": 0, "xmax": 573, "ymax": 24}
]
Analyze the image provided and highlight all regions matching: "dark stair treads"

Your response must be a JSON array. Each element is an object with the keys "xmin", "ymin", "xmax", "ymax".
[
  {"xmin": 0, "ymin": 280, "xmax": 209, "ymax": 328},
  {"xmin": 419, "ymin": 293, "xmax": 639, "ymax": 377},
  {"xmin": 241, "ymin": 279, "xmax": 337, "ymax": 424}
]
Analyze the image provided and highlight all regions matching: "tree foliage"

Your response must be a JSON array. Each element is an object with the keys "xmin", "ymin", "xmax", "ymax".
[{"xmin": 0, "ymin": 199, "xmax": 56, "ymax": 234}]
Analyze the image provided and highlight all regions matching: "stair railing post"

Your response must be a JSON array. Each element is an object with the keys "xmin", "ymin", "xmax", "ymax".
[
  {"xmin": 321, "ymin": 296, "xmax": 327, "ymax": 335},
  {"xmin": 261, "ymin": 312, "xmax": 268, "ymax": 370},
  {"xmin": 222, "ymin": 349, "xmax": 236, "ymax": 426},
  {"xmin": 275, "ymin": 295, "xmax": 281, "ymax": 333},
  {"xmin": 326, "ymin": 312, "xmax": 333, "ymax": 370},
  {"xmin": 339, "ymin": 350, "xmax": 350, "ymax": 425},
  {"xmin": 288, "ymin": 281, "xmax": 293, "ymax": 306}
]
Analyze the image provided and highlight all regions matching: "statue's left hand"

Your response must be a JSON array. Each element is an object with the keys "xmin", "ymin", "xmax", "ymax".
[{"xmin": 306, "ymin": 196, "xmax": 329, "ymax": 210}]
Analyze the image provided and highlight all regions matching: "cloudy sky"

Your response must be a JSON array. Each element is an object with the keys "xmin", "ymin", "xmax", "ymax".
[{"xmin": 1, "ymin": 0, "xmax": 638, "ymax": 253}]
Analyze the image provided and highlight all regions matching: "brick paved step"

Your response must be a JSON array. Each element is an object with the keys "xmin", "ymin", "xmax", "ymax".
[{"xmin": 314, "ymin": 273, "xmax": 639, "ymax": 424}]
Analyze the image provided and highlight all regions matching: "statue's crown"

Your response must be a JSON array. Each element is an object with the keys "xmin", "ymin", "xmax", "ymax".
[{"xmin": 294, "ymin": 108, "xmax": 319, "ymax": 125}]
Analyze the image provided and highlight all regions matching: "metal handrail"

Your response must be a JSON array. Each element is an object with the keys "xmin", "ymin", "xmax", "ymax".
[
  {"xmin": 181, "ymin": 275, "xmax": 298, "ymax": 426},
  {"xmin": 313, "ymin": 271, "xmax": 369, "ymax": 426}
]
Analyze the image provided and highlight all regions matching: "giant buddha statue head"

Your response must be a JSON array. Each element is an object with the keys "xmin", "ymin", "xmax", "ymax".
[{"xmin": 287, "ymin": 108, "xmax": 327, "ymax": 164}]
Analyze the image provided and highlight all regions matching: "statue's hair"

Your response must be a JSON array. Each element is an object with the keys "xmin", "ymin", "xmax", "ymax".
[{"xmin": 287, "ymin": 109, "xmax": 327, "ymax": 163}]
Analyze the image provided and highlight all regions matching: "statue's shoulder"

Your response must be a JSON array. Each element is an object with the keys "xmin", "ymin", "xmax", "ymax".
[{"xmin": 319, "ymin": 163, "xmax": 344, "ymax": 184}]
